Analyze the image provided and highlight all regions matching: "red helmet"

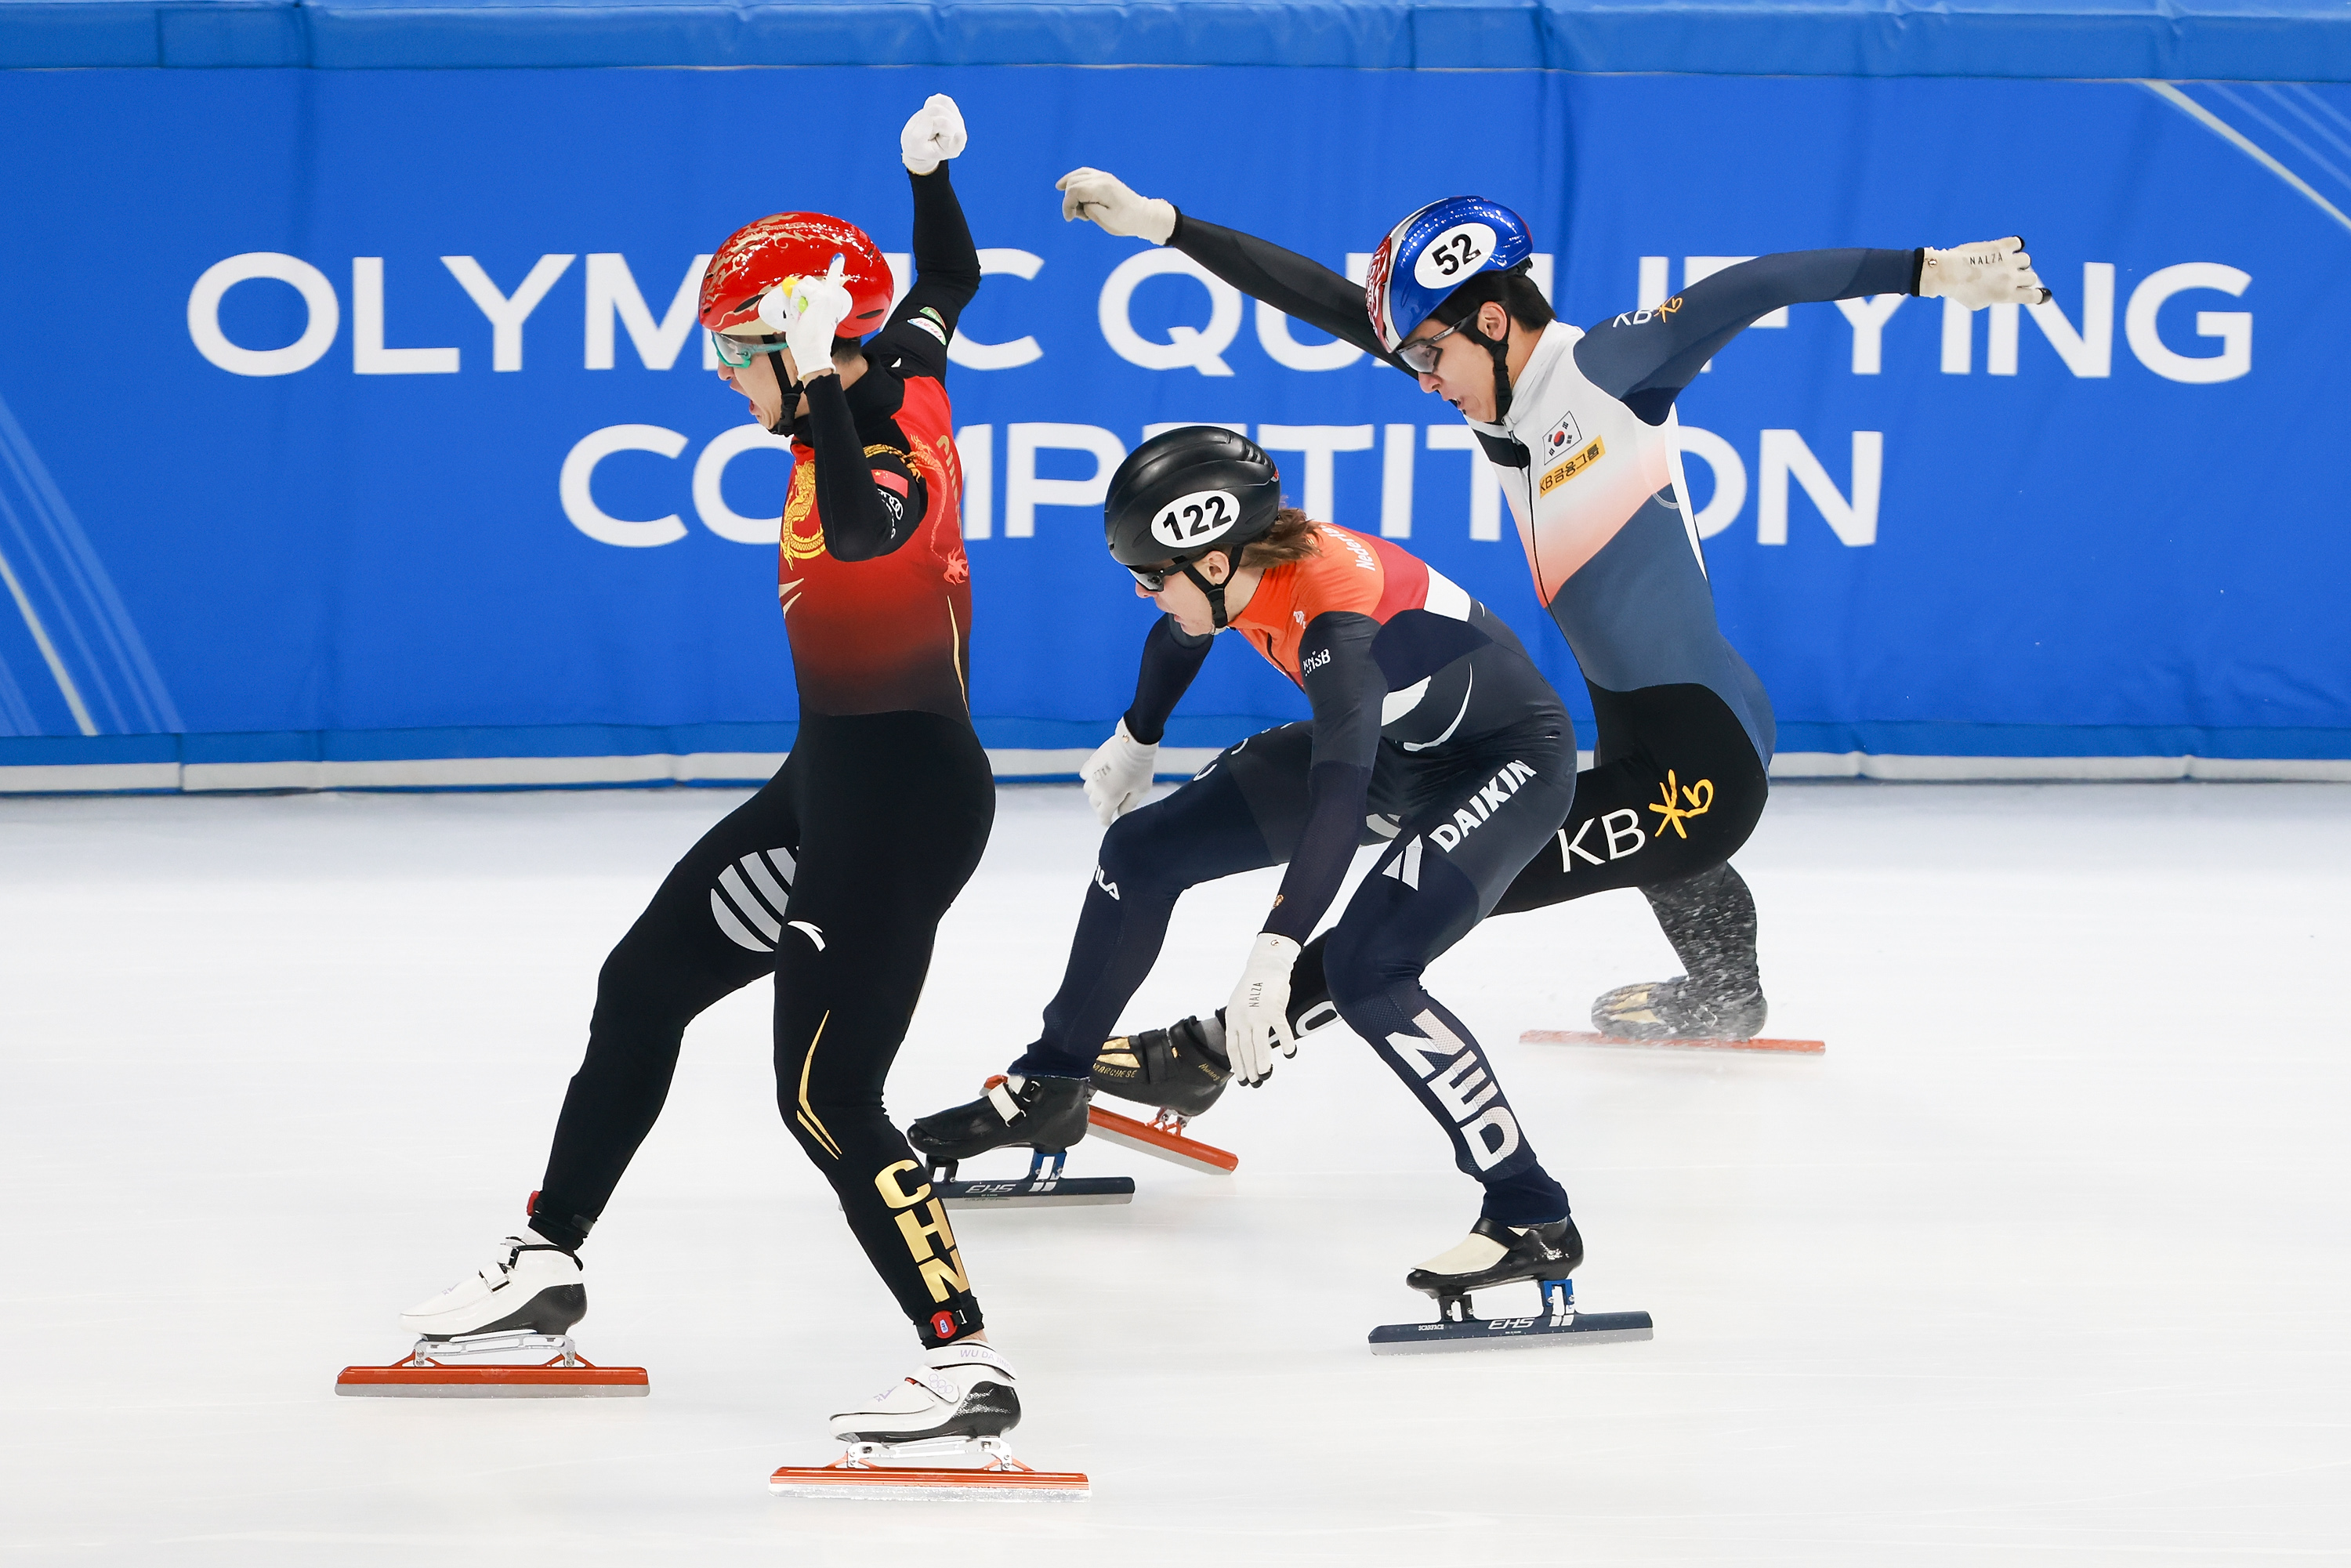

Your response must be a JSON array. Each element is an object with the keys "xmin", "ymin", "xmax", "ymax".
[{"xmin": 699, "ymin": 212, "xmax": 894, "ymax": 339}]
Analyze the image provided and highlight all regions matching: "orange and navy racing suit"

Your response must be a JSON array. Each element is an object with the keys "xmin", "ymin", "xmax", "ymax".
[{"xmin": 1015, "ymin": 525, "xmax": 1581, "ymax": 1225}]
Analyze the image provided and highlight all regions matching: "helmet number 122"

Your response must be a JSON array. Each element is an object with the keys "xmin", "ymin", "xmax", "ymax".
[{"xmin": 1150, "ymin": 490, "xmax": 1240, "ymax": 552}]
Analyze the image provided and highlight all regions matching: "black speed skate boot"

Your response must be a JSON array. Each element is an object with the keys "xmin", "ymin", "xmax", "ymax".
[
  {"xmin": 908, "ymin": 1074, "xmax": 1094, "ymax": 1163},
  {"xmin": 1092, "ymin": 1014, "xmax": 1230, "ymax": 1118},
  {"xmin": 1371, "ymin": 1215, "xmax": 1654, "ymax": 1352},
  {"xmin": 1591, "ymin": 976, "xmax": 1767, "ymax": 1041},
  {"xmin": 1406, "ymin": 1215, "xmax": 1585, "ymax": 1300}
]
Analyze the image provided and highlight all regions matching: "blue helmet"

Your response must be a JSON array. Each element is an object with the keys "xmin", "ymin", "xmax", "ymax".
[{"xmin": 1364, "ymin": 196, "xmax": 1536, "ymax": 354}]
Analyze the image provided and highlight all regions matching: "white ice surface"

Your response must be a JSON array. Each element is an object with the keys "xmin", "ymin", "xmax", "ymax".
[{"xmin": 3, "ymin": 781, "xmax": 2348, "ymax": 1565}]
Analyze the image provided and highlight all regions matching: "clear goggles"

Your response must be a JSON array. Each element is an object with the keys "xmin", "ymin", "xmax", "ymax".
[
  {"xmin": 1396, "ymin": 316, "xmax": 1473, "ymax": 375},
  {"xmin": 710, "ymin": 330, "xmax": 789, "ymax": 370}
]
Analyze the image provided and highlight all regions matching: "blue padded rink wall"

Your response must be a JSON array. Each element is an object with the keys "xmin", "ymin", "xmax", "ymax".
[{"xmin": 2, "ymin": 0, "xmax": 2349, "ymax": 790}]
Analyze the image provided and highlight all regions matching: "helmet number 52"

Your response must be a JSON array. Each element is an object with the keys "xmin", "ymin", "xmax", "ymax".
[{"xmin": 1413, "ymin": 222, "xmax": 1498, "ymax": 290}]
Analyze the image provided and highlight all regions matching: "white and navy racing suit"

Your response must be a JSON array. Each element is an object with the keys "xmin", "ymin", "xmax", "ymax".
[{"xmin": 1164, "ymin": 213, "xmax": 1924, "ymax": 1013}]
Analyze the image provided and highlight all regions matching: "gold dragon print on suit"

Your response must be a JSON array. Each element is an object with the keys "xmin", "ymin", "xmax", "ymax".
[{"xmin": 781, "ymin": 461, "xmax": 825, "ymax": 563}]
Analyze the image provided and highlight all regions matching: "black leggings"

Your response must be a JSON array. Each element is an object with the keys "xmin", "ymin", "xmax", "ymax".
[
  {"xmin": 1014, "ymin": 719, "xmax": 1579, "ymax": 1226},
  {"xmin": 1288, "ymin": 683, "xmax": 1770, "ymax": 1019},
  {"xmin": 530, "ymin": 711, "xmax": 995, "ymax": 1349}
]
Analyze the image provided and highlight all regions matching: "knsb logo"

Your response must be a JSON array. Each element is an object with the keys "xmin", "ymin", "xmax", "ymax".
[
  {"xmin": 1300, "ymin": 646, "xmax": 1333, "ymax": 676},
  {"xmin": 1384, "ymin": 1008, "xmax": 1520, "ymax": 1171}
]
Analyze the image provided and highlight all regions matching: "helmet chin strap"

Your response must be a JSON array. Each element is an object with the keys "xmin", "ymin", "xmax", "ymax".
[
  {"xmin": 765, "ymin": 364, "xmax": 801, "ymax": 436},
  {"xmin": 1474, "ymin": 317, "xmax": 1516, "ymax": 424},
  {"xmin": 1179, "ymin": 561, "xmax": 1232, "ymax": 630}
]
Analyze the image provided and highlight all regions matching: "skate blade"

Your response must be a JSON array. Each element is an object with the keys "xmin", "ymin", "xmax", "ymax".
[
  {"xmin": 338, "ymin": 1334, "xmax": 647, "ymax": 1396},
  {"xmin": 1522, "ymin": 1029, "xmax": 1824, "ymax": 1055},
  {"xmin": 1085, "ymin": 1106, "xmax": 1239, "ymax": 1174},
  {"xmin": 771, "ymin": 1439, "xmax": 1087, "ymax": 1501},
  {"xmin": 335, "ymin": 1361, "xmax": 649, "ymax": 1396},
  {"xmin": 1367, "ymin": 1307, "xmax": 1654, "ymax": 1354},
  {"xmin": 935, "ymin": 1175, "xmax": 1133, "ymax": 1209}
]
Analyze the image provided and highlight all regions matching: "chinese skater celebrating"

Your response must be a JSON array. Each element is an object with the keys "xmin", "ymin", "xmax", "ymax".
[{"xmin": 390, "ymin": 96, "xmax": 1033, "ymax": 1460}]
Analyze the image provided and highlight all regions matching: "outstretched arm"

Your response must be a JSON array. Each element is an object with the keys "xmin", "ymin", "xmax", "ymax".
[
  {"xmin": 1166, "ymin": 214, "xmax": 1394, "ymax": 364},
  {"xmin": 1058, "ymin": 167, "xmax": 1403, "ymax": 370},
  {"xmin": 1578, "ymin": 237, "xmax": 2048, "ymax": 424},
  {"xmin": 1574, "ymin": 248, "xmax": 1918, "ymax": 423}
]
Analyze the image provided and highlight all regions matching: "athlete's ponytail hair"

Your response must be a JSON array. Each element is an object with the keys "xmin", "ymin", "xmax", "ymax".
[{"xmin": 1237, "ymin": 507, "xmax": 1324, "ymax": 570}]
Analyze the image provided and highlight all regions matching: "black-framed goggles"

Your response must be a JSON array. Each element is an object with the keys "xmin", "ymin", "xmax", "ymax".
[
  {"xmin": 1396, "ymin": 316, "xmax": 1473, "ymax": 375},
  {"xmin": 1127, "ymin": 563, "xmax": 1179, "ymax": 592}
]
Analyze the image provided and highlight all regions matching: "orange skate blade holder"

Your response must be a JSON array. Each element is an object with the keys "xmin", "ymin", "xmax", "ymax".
[
  {"xmin": 1521, "ymin": 1029, "xmax": 1825, "ymax": 1055},
  {"xmin": 336, "ymin": 1332, "xmax": 649, "ymax": 1398},
  {"xmin": 1085, "ymin": 1103, "xmax": 1239, "ymax": 1173},
  {"xmin": 770, "ymin": 1437, "xmax": 1088, "ymax": 1501}
]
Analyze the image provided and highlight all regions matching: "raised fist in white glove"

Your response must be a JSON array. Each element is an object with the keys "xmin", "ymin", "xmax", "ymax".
[
  {"xmin": 759, "ymin": 253, "xmax": 853, "ymax": 382},
  {"xmin": 1056, "ymin": 167, "xmax": 1177, "ymax": 246},
  {"xmin": 901, "ymin": 93, "xmax": 967, "ymax": 176},
  {"xmin": 1224, "ymin": 932, "xmax": 1302, "ymax": 1087},
  {"xmin": 1918, "ymin": 236, "xmax": 2051, "ymax": 310},
  {"xmin": 1081, "ymin": 719, "xmax": 1158, "ymax": 826}
]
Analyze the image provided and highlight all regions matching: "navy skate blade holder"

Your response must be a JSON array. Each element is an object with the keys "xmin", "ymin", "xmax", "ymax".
[
  {"xmin": 929, "ymin": 1150, "xmax": 1135, "ymax": 1210},
  {"xmin": 1369, "ymin": 1278, "xmax": 1654, "ymax": 1355}
]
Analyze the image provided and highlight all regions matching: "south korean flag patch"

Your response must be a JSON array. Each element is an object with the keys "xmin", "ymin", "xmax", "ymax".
[{"xmin": 1541, "ymin": 411, "xmax": 1583, "ymax": 463}]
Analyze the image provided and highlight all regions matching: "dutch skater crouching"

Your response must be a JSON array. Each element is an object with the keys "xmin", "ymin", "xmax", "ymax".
[{"xmin": 910, "ymin": 426, "xmax": 1603, "ymax": 1310}]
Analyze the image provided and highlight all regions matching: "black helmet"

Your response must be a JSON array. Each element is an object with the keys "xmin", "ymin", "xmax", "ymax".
[{"xmin": 1103, "ymin": 426, "xmax": 1284, "ymax": 573}]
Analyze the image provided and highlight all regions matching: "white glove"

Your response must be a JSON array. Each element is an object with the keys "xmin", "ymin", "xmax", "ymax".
[
  {"xmin": 759, "ymin": 254, "xmax": 853, "ymax": 382},
  {"xmin": 1223, "ymin": 932, "xmax": 1301, "ymax": 1087},
  {"xmin": 900, "ymin": 93, "xmax": 967, "ymax": 176},
  {"xmin": 1917, "ymin": 235, "xmax": 2052, "ymax": 310},
  {"xmin": 1080, "ymin": 719, "xmax": 1158, "ymax": 826},
  {"xmin": 1056, "ymin": 167, "xmax": 1177, "ymax": 246}
]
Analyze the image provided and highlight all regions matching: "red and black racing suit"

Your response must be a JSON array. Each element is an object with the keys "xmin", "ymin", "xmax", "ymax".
[
  {"xmin": 1016, "ymin": 527, "xmax": 1581, "ymax": 1225},
  {"xmin": 527, "ymin": 164, "xmax": 993, "ymax": 1349}
]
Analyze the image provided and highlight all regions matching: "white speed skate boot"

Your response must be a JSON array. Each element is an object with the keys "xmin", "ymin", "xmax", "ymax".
[
  {"xmin": 339, "ymin": 1229, "xmax": 642, "ymax": 1396},
  {"xmin": 399, "ymin": 1233, "xmax": 585, "ymax": 1341},
  {"xmin": 771, "ymin": 1339, "xmax": 1085, "ymax": 1497},
  {"xmin": 831, "ymin": 1342, "xmax": 1020, "ymax": 1444}
]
